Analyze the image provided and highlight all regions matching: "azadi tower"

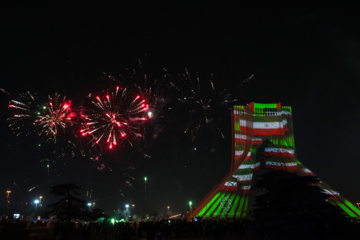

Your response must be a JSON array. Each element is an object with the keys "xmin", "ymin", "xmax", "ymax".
[{"xmin": 186, "ymin": 102, "xmax": 360, "ymax": 220}]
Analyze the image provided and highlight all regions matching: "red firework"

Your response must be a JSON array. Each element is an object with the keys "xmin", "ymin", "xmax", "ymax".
[{"xmin": 80, "ymin": 86, "xmax": 149, "ymax": 149}]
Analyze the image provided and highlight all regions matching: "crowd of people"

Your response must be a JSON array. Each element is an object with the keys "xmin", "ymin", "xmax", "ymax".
[
  {"xmin": 50, "ymin": 218, "xmax": 251, "ymax": 240},
  {"xmin": 1, "ymin": 217, "xmax": 252, "ymax": 240},
  {"xmin": 2, "ymin": 216, "xmax": 360, "ymax": 239}
]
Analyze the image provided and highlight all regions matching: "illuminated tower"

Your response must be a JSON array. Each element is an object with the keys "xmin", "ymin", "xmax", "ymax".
[{"xmin": 186, "ymin": 102, "xmax": 360, "ymax": 220}]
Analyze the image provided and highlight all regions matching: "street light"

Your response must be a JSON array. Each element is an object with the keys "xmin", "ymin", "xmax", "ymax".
[
  {"xmin": 39, "ymin": 196, "xmax": 43, "ymax": 216},
  {"xmin": 189, "ymin": 201, "xmax": 192, "ymax": 214},
  {"xmin": 125, "ymin": 204, "xmax": 130, "ymax": 216},
  {"xmin": 144, "ymin": 177, "xmax": 147, "ymax": 198},
  {"xmin": 87, "ymin": 202, "xmax": 92, "ymax": 211},
  {"xmin": 6, "ymin": 190, "xmax": 11, "ymax": 204},
  {"xmin": 5, "ymin": 190, "xmax": 11, "ymax": 216},
  {"xmin": 39, "ymin": 196, "xmax": 43, "ymax": 207},
  {"xmin": 34, "ymin": 199, "xmax": 40, "ymax": 216}
]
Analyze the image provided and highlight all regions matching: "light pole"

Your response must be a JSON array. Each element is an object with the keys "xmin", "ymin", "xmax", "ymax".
[
  {"xmin": 167, "ymin": 206, "xmax": 170, "ymax": 214},
  {"xmin": 144, "ymin": 177, "xmax": 147, "ymax": 198},
  {"xmin": 189, "ymin": 201, "xmax": 192, "ymax": 215},
  {"xmin": 132, "ymin": 204, "xmax": 135, "ymax": 212},
  {"xmin": 6, "ymin": 190, "xmax": 11, "ymax": 204},
  {"xmin": 34, "ymin": 199, "xmax": 40, "ymax": 217},
  {"xmin": 6, "ymin": 190, "xmax": 11, "ymax": 216},
  {"xmin": 125, "ymin": 204, "xmax": 130, "ymax": 218},
  {"xmin": 39, "ymin": 196, "xmax": 43, "ymax": 216},
  {"xmin": 87, "ymin": 202, "xmax": 92, "ymax": 211}
]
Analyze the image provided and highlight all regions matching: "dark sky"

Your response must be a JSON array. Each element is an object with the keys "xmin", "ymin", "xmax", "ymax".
[{"xmin": 1, "ymin": 1, "xmax": 360, "ymax": 216}]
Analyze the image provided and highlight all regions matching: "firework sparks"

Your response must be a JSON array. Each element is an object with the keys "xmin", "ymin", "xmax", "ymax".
[
  {"xmin": 8, "ymin": 92, "xmax": 74, "ymax": 142},
  {"xmin": 0, "ymin": 88, "xmax": 11, "ymax": 95},
  {"xmin": 80, "ymin": 86, "xmax": 149, "ymax": 150},
  {"xmin": 36, "ymin": 94, "xmax": 75, "ymax": 139},
  {"xmin": 28, "ymin": 186, "xmax": 38, "ymax": 192},
  {"xmin": 105, "ymin": 60, "xmax": 169, "ymax": 124},
  {"xmin": 170, "ymin": 69, "xmax": 240, "ymax": 146},
  {"xmin": 90, "ymin": 59, "xmax": 172, "ymax": 154}
]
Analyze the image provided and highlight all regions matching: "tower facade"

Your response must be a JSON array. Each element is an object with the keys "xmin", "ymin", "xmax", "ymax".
[{"xmin": 187, "ymin": 102, "xmax": 360, "ymax": 219}]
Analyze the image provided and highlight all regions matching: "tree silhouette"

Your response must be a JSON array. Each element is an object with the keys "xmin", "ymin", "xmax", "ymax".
[
  {"xmin": 47, "ymin": 183, "xmax": 86, "ymax": 221},
  {"xmin": 252, "ymin": 170, "xmax": 351, "ymax": 239}
]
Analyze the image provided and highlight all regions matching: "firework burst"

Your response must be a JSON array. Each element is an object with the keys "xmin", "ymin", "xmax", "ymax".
[
  {"xmin": 103, "ymin": 60, "xmax": 175, "ymax": 149},
  {"xmin": 8, "ymin": 92, "xmax": 74, "ymax": 142},
  {"xmin": 80, "ymin": 86, "xmax": 149, "ymax": 150}
]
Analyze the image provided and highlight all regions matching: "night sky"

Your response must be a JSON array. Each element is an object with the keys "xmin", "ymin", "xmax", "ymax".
[{"xmin": 1, "ymin": 2, "xmax": 360, "ymax": 216}]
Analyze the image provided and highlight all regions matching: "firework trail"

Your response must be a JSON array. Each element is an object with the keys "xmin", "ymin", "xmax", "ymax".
[
  {"xmin": 80, "ymin": 85, "xmax": 149, "ymax": 150},
  {"xmin": 1, "ymin": 88, "xmax": 11, "ymax": 95}
]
